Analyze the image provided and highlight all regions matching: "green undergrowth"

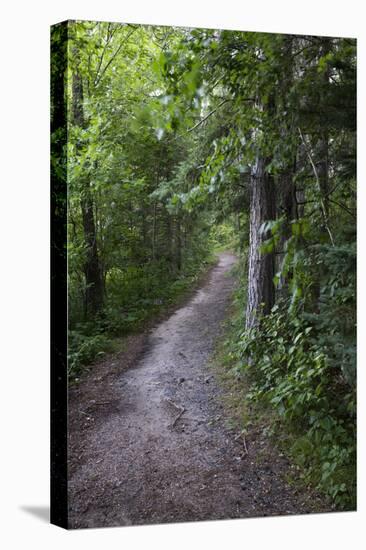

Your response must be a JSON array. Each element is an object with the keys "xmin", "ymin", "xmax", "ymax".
[
  {"xmin": 68, "ymin": 253, "xmax": 216, "ymax": 379},
  {"xmin": 215, "ymin": 255, "xmax": 356, "ymax": 511},
  {"xmin": 209, "ymin": 221, "xmax": 239, "ymax": 253}
]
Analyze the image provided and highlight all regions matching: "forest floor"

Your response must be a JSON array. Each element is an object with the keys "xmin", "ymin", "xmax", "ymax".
[{"xmin": 68, "ymin": 252, "xmax": 332, "ymax": 529}]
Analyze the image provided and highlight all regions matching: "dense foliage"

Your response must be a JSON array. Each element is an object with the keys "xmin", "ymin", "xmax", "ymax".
[
  {"xmin": 51, "ymin": 21, "xmax": 356, "ymax": 507},
  {"xmin": 183, "ymin": 31, "xmax": 356, "ymax": 507},
  {"xmin": 227, "ymin": 238, "xmax": 356, "ymax": 507},
  {"xmin": 64, "ymin": 22, "xmax": 219, "ymax": 372}
]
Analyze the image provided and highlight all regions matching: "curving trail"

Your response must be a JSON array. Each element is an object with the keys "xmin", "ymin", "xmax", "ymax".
[{"xmin": 68, "ymin": 252, "xmax": 328, "ymax": 529}]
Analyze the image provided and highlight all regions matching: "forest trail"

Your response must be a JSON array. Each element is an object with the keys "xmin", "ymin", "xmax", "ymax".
[{"xmin": 68, "ymin": 252, "xmax": 325, "ymax": 529}]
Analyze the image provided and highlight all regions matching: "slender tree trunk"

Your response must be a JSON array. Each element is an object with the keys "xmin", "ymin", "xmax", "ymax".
[
  {"xmin": 277, "ymin": 162, "xmax": 297, "ymax": 291},
  {"xmin": 245, "ymin": 157, "xmax": 276, "ymax": 329},
  {"xmin": 152, "ymin": 201, "xmax": 157, "ymax": 261},
  {"xmin": 80, "ymin": 193, "xmax": 104, "ymax": 317},
  {"xmin": 164, "ymin": 210, "xmax": 174, "ymax": 268},
  {"xmin": 316, "ymin": 38, "xmax": 332, "ymax": 218},
  {"xmin": 317, "ymin": 132, "xmax": 329, "ymax": 215},
  {"xmin": 175, "ymin": 214, "xmax": 182, "ymax": 271},
  {"xmin": 72, "ymin": 68, "xmax": 104, "ymax": 318},
  {"xmin": 141, "ymin": 203, "xmax": 148, "ymax": 262},
  {"xmin": 275, "ymin": 36, "xmax": 297, "ymax": 292}
]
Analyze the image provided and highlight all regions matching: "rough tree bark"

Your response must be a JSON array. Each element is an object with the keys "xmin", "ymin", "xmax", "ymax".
[
  {"xmin": 245, "ymin": 156, "xmax": 276, "ymax": 329},
  {"xmin": 72, "ymin": 68, "xmax": 104, "ymax": 318}
]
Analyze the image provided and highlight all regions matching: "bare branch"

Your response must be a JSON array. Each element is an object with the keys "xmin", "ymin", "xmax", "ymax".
[
  {"xmin": 94, "ymin": 27, "xmax": 138, "ymax": 87},
  {"xmin": 94, "ymin": 23, "xmax": 114, "ymax": 86},
  {"xmin": 298, "ymin": 127, "xmax": 335, "ymax": 246},
  {"xmin": 328, "ymin": 198, "xmax": 356, "ymax": 219},
  {"xmin": 186, "ymin": 99, "xmax": 230, "ymax": 134}
]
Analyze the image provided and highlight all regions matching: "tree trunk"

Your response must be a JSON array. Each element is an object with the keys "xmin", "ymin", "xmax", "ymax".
[
  {"xmin": 80, "ymin": 193, "xmax": 104, "ymax": 317},
  {"xmin": 245, "ymin": 157, "xmax": 276, "ymax": 329},
  {"xmin": 152, "ymin": 201, "xmax": 157, "ymax": 261},
  {"xmin": 316, "ymin": 38, "xmax": 332, "ymax": 218},
  {"xmin": 164, "ymin": 210, "xmax": 174, "ymax": 268},
  {"xmin": 141, "ymin": 203, "xmax": 148, "ymax": 262},
  {"xmin": 72, "ymin": 67, "xmax": 104, "ymax": 318},
  {"xmin": 175, "ymin": 214, "xmax": 182, "ymax": 271},
  {"xmin": 277, "ymin": 163, "xmax": 297, "ymax": 292}
]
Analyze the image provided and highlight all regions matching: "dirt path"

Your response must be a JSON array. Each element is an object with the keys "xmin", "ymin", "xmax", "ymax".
[{"xmin": 68, "ymin": 252, "xmax": 328, "ymax": 529}]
